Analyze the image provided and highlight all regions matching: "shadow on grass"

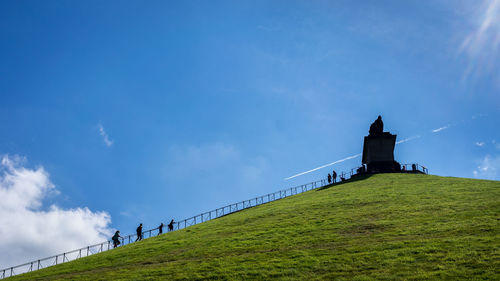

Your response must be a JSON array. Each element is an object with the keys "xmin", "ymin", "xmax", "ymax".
[{"xmin": 317, "ymin": 174, "xmax": 373, "ymax": 191}]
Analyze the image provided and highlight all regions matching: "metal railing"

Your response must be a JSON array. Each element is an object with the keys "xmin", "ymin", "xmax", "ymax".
[
  {"xmin": 401, "ymin": 163, "xmax": 428, "ymax": 174},
  {"xmin": 340, "ymin": 163, "xmax": 429, "ymax": 179},
  {"xmin": 173, "ymin": 179, "xmax": 327, "ymax": 231},
  {"xmin": 1, "ymin": 178, "xmax": 329, "ymax": 279},
  {"xmin": 1, "ymin": 163, "xmax": 427, "ymax": 279}
]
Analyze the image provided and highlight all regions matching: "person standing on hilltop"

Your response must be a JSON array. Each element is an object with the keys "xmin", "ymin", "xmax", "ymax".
[
  {"xmin": 332, "ymin": 170, "xmax": 337, "ymax": 183},
  {"xmin": 158, "ymin": 223, "xmax": 164, "ymax": 235},
  {"xmin": 328, "ymin": 173, "xmax": 332, "ymax": 184},
  {"xmin": 135, "ymin": 223, "xmax": 143, "ymax": 241}
]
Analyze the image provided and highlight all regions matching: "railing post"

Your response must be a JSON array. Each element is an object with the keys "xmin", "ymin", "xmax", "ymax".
[
  {"xmin": 55, "ymin": 255, "xmax": 58, "ymax": 265},
  {"xmin": 30, "ymin": 262, "xmax": 33, "ymax": 272},
  {"xmin": 10, "ymin": 267, "xmax": 13, "ymax": 277},
  {"xmin": 87, "ymin": 246, "xmax": 90, "ymax": 256},
  {"xmin": 37, "ymin": 260, "xmax": 41, "ymax": 270}
]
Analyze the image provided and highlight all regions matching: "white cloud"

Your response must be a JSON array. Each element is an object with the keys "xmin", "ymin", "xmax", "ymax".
[
  {"xmin": 98, "ymin": 123, "xmax": 113, "ymax": 147},
  {"xmin": 0, "ymin": 155, "xmax": 112, "ymax": 269},
  {"xmin": 473, "ymin": 154, "xmax": 500, "ymax": 180},
  {"xmin": 493, "ymin": 140, "xmax": 500, "ymax": 150},
  {"xmin": 459, "ymin": 0, "xmax": 500, "ymax": 82},
  {"xmin": 475, "ymin": 141, "xmax": 485, "ymax": 147},
  {"xmin": 431, "ymin": 125, "xmax": 450, "ymax": 133}
]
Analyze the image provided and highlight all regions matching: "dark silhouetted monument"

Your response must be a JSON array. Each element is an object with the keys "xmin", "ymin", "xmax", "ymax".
[{"xmin": 362, "ymin": 116, "xmax": 401, "ymax": 173}]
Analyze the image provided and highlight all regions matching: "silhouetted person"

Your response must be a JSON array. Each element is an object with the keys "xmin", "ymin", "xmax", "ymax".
[
  {"xmin": 112, "ymin": 231, "xmax": 121, "ymax": 248},
  {"xmin": 328, "ymin": 173, "xmax": 332, "ymax": 184},
  {"xmin": 332, "ymin": 170, "xmax": 337, "ymax": 183},
  {"xmin": 369, "ymin": 115, "xmax": 384, "ymax": 136},
  {"xmin": 158, "ymin": 223, "xmax": 164, "ymax": 235},
  {"xmin": 135, "ymin": 223, "xmax": 143, "ymax": 241},
  {"xmin": 168, "ymin": 219, "xmax": 174, "ymax": 232}
]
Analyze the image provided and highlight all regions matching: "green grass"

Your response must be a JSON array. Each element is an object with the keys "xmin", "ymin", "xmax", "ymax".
[{"xmin": 10, "ymin": 174, "xmax": 500, "ymax": 280}]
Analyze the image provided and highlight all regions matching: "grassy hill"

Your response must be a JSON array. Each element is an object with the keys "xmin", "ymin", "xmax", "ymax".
[{"xmin": 10, "ymin": 174, "xmax": 500, "ymax": 280}]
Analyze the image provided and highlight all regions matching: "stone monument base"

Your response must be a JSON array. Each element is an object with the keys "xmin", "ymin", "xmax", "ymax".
[
  {"xmin": 366, "ymin": 160, "xmax": 401, "ymax": 173},
  {"xmin": 362, "ymin": 132, "xmax": 401, "ymax": 173}
]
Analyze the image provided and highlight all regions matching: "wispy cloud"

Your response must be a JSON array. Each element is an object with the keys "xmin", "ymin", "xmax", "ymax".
[
  {"xmin": 473, "ymin": 154, "xmax": 500, "ymax": 180},
  {"xmin": 431, "ymin": 125, "xmax": 450, "ymax": 133},
  {"xmin": 459, "ymin": 0, "xmax": 500, "ymax": 82},
  {"xmin": 475, "ymin": 141, "xmax": 485, "ymax": 147},
  {"xmin": 492, "ymin": 140, "xmax": 500, "ymax": 150},
  {"xmin": 284, "ymin": 154, "xmax": 361, "ymax": 180},
  {"xmin": 98, "ymin": 124, "xmax": 113, "ymax": 147}
]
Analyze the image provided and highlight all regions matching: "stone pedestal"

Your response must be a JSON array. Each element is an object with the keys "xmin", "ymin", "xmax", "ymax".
[{"xmin": 362, "ymin": 132, "xmax": 401, "ymax": 173}]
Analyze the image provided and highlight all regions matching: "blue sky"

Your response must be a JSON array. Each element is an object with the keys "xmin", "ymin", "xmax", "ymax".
[{"xmin": 1, "ymin": 0, "xmax": 499, "ymax": 268}]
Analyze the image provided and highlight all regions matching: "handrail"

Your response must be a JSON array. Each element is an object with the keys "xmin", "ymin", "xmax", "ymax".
[
  {"xmin": 1, "ymin": 178, "xmax": 327, "ymax": 278},
  {"xmin": 0, "ymin": 163, "xmax": 427, "ymax": 279}
]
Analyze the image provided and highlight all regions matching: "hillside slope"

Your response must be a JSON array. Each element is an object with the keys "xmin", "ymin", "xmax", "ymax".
[{"xmin": 10, "ymin": 174, "xmax": 500, "ymax": 280}]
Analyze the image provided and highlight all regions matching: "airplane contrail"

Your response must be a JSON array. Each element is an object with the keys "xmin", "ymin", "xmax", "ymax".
[
  {"xmin": 284, "ymin": 114, "xmax": 484, "ymax": 181},
  {"xmin": 285, "ymin": 134, "xmax": 422, "ymax": 180},
  {"xmin": 396, "ymin": 135, "xmax": 421, "ymax": 144},
  {"xmin": 431, "ymin": 125, "xmax": 450, "ymax": 133},
  {"xmin": 284, "ymin": 153, "xmax": 361, "ymax": 180}
]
